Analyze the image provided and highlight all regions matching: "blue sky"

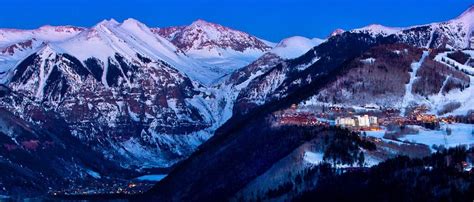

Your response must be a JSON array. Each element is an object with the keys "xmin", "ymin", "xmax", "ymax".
[{"xmin": 1, "ymin": 0, "xmax": 472, "ymax": 42}]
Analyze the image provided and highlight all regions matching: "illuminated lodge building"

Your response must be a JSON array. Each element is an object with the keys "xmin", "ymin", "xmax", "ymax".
[{"xmin": 336, "ymin": 115, "xmax": 379, "ymax": 130}]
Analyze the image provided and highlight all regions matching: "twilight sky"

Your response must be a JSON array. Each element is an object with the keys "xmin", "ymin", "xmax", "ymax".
[{"xmin": 1, "ymin": 0, "xmax": 472, "ymax": 42}]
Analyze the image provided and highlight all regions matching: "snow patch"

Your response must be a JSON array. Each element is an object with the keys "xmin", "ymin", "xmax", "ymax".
[
  {"xmin": 360, "ymin": 57, "xmax": 376, "ymax": 64},
  {"xmin": 85, "ymin": 169, "xmax": 101, "ymax": 179},
  {"xmin": 135, "ymin": 174, "xmax": 167, "ymax": 182},
  {"xmin": 303, "ymin": 151, "xmax": 324, "ymax": 165}
]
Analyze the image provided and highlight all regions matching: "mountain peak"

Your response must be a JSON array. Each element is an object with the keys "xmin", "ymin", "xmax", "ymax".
[
  {"xmin": 275, "ymin": 36, "xmax": 313, "ymax": 48},
  {"xmin": 96, "ymin": 19, "xmax": 119, "ymax": 27},
  {"xmin": 37, "ymin": 43, "xmax": 59, "ymax": 56},
  {"xmin": 191, "ymin": 19, "xmax": 213, "ymax": 26},
  {"xmin": 156, "ymin": 19, "xmax": 271, "ymax": 53},
  {"xmin": 329, "ymin": 28, "xmax": 345, "ymax": 37},
  {"xmin": 353, "ymin": 24, "xmax": 402, "ymax": 36},
  {"xmin": 120, "ymin": 18, "xmax": 148, "ymax": 30},
  {"xmin": 189, "ymin": 19, "xmax": 225, "ymax": 31},
  {"xmin": 122, "ymin": 18, "xmax": 143, "ymax": 26}
]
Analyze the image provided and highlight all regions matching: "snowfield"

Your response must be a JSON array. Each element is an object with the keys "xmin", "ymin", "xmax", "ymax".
[
  {"xmin": 366, "ymin": 123, "xmax": 474, "ymax": 151},
  {"xmin": 399, "ymin": 123, "xmax": 474, "ymax": 149},
  {"xmin": 270, "ymin": 36, "xmax": 324, "ymax": 59}
]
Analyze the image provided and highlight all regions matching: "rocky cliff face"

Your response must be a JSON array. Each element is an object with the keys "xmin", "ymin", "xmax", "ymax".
[{"xmin": 3, "ymin": 44, "xmax": 216, "ymax": 169}]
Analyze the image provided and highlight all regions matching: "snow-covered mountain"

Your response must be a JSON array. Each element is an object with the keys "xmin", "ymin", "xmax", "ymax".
[
  {"xmin": 2, "ymin": 6, "xmax": 474, "ymax": 197},
  {"xmin": 351, "ymin": 6, "xmax": 474, "ymax": 49},
  {"xmin": 0, "ymin": 25, "xmax": 84, "ymax": 47},
  {"xmin": 0, "ymin": 19, "xmax": 223, "ymax": 85},
  {"xmin": 0, "ymin": 17, "xmax": 327, "ymax": 176},
  {"xmin": 233, "ymin": 4, "xmax": 474, "ymax": 117},
  {"xmin": 154, "ymin": 19, "xmax": 273, "ymax": 73},
  {"xmin": 57, "ymin": 18, "xmax": 223, "ymax": 84},
  {"xmin": 0, "ymin": 19, "xmax": 230, "ymax": 171}
]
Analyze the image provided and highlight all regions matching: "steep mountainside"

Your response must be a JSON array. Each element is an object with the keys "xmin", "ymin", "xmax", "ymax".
[
  {"xmin": 0, "ymin": 92, "xmax": 132, "ymax": 196},
  {"xmin": 212, "ymin": 35, "xmax": 325, "ymax": 125},
  {"xmin": 3, "ymin": 43, "xmax": 215, "ymax": 169}
]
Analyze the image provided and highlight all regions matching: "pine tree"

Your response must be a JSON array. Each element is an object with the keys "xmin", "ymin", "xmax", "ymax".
[
  {"xmin": 446, "ymin": 127, "xmax": 452, "ymax": 136},
  {"xmin": 357, "ymin": 152, "xmax": 365, "ymax": 167}
]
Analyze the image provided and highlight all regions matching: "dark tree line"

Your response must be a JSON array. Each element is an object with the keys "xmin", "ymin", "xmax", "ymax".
[
  {"xmin": 322, "ymin": 129, "xmax": 375, "ymax": 167},
  {"xmin": 296, "ymin": 147, "xmax": 474, "ymax": 202}
]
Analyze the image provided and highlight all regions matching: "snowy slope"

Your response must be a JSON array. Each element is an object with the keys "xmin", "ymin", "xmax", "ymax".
[
  {"xmin": 0, "ymin": 26, "xmax": 84, "ymax": 83},
  {"xmin": 436, "ymin": 6, "xmax": 474, "ymax": 49},
  {"xmin": 399, "ymin": 124, "xmax": 474, "ymax": 149},
  {"xmin": 351, "ymin": 6, "xmax": 474, "ymax": 49},
  {"xmin": 352, "ymin": 24, "xmax": 403, "ymax": 36},
  {"xmin": 428, "ymin": 50, "xmax": 474, "ymax": 116},
  {"xmin": 0, "ymin": 39, "xmax": 44, "ymax": 83},
  {"xmin": 270, "ymin": 36, "xmax": 324, "ymax": 59},
  {"xmin": 0, "ymin": 19, "xmax": 223, "ymax": 85},
  {"xmin": 400, "ymin": 51, "xmax": 430, "ymax": 115},
  {"xmin": 0, "ymin": 25, "xmax": 84, "ymax": 47}
]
